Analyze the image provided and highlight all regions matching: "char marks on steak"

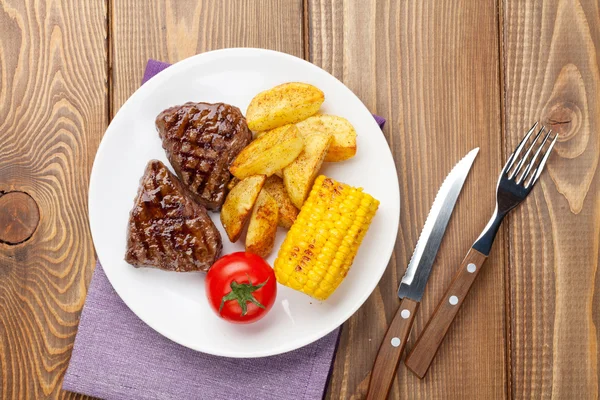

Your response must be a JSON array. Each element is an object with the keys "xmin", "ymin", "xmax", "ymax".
[
  {"xmin": 125, "ymin": 160, "xmax": 222, "ymax": 272},
  {"xmin": 156, "ymin": 102, "xmax": 252, "ymax": 210}
]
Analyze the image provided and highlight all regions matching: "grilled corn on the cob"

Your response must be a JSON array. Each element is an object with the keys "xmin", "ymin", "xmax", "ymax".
[{"xmin": 274, "ymin": 175, "xmax": 379, "ymax": 300}]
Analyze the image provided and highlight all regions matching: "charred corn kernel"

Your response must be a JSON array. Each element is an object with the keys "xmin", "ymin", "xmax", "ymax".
[{"xmin": 274, "ymin": 175, "xmax": 379, "ymax": 300}]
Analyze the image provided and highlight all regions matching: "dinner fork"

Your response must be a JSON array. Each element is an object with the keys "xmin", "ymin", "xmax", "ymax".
[{"xmin": 404, "ymin": 122, "xmax": 558, "ymax": 378}]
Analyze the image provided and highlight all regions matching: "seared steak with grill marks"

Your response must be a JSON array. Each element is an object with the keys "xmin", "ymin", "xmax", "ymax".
[
  {"xmin": 156, "ymin": 102, "xmax": 252, "ymax": 210},
  {"xmin": 125, "ymin": 160, "xmax": 222, "ymax": 272}
]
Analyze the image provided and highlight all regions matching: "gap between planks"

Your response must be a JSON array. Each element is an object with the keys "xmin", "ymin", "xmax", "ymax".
[{"xmin": 495, "ymin": 0, "xmax": 514, "ymax": 398}]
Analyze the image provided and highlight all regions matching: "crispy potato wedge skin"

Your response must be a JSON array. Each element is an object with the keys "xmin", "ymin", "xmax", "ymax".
[
  {"xmin": 245, "ymin": 190, "xmax": 279, "ymax": 257},
  {"xmin": 263, "ymin": 175, "xmax": 299, "ymax": 229},
  {"xmin": 246, "ymin": 83, "xmax": 324, "ymax": 132},
  {"xmin": 283, "ymin": 133, "xmax": 332, "ymax": 209},
  {"xmin": 220, "ymin": 175, "xmax": 266, "ymax": 242},
  {"xmin": 254, "ymin": 123, "xmax": 292, "ymax": 140},
  {"xmin": 296, "ymin": 115, "xmax": 357, "ymax": 162},
  {"xmin": 230, "ymin": 125, "xmax": 304, "ymax": 179}
]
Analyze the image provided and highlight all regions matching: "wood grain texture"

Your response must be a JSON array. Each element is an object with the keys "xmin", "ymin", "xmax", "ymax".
[
  {"xmin": 0, "ymin": 0, "xmax": 107, "ymax": 398},
  {"xmin": 111, "ymin": 0, "xmax": 304, "ymax": 113},
  {"xmin": 310, "ymin": 0, "xmax": 508, "ymax": 398},
  {"xmin": 2, "ymin": 1, "xmax": 599, "ymax": 398},
  {"xmin": 502, "ymin": 0, "xmax": 600, "ymax": 398}
]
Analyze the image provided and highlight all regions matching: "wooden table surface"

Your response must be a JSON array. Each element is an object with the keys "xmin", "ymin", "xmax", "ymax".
[{"xmin": 0, "ymin": 1, "xmax": 598, "ymax": 399}]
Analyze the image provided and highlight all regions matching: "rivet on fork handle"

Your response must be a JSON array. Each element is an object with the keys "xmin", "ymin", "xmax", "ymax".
[{"xmin": 404, "ymin": 248, "xmax": 487, "ymax": 378}]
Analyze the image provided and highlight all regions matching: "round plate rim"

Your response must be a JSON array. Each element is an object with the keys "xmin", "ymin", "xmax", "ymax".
[{"xmin": 88, "ymin": 48, "xmax": 400, "ymax": 357}]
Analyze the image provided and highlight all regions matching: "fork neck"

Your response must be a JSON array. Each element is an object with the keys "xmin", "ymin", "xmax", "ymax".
[{"xmin": 472, "ymin": 205, "xmax": 506, "ymax": 256}]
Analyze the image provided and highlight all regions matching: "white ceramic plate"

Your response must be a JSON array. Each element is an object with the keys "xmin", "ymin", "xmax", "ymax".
[{"xmin": 89, "ymin": 48, "xmax": 400, "ymax": 358}]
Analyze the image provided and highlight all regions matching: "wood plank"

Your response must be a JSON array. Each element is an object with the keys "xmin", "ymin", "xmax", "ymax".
[
  {"xmin": 111, "ymin": 0, "xmax": 304, "ymax": 113},
  {"xmin": 502, "ymin": 0, "xmax": 600, "ymax": 398},
  {"xmin": 309, "ymin": 1, "xmax": 508, "ymax": 398},
  {"xmin": 0, "ymin": 0, "xmax": 107, "ymax": 398}
]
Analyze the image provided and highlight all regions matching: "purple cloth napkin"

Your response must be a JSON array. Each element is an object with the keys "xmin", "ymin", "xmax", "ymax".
[{"xmin": 63, "ymin": 59, "xmax": 385, "ymax": 400}]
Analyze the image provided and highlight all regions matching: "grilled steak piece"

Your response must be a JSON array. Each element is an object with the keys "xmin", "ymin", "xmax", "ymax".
[
  {"xmin": 156, "ymin": 102, "xmax": 252, "ymax": 210},
  {"xmin": 125, "ymin": 160, "xmax": 222, "ymax": 272}
]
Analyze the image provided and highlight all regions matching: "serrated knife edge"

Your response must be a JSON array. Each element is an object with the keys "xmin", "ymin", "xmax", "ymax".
[{"xmin": 398, "ymin": 147, "xmax": 479, "ymax": 300}]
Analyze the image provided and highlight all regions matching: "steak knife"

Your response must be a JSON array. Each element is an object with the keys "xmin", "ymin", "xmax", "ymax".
[{"xmin": 366, "ymin": 148, "xmax": 479, "ymax": 399}]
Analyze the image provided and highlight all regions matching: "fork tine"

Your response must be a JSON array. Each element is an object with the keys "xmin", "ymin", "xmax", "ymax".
[
  {"xmin": 510, "ymin": 125, "xmax": 545, "ymax": 179},
  {"xmin": 503, "ymin": 122, "xmax": 539, "ymax": 174},
  {"xmin": 517, "ymin": 129, "xmax": 552, "ymax": 185},
  {"xmin": 526, "ymin": 134, "xmax": 558, "ymax": 188}
]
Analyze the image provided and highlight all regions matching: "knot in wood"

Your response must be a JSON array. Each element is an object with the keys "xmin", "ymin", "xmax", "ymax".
[
  {"xmin": 0, "ymin": 191, "xmax": 40, "ymax": 245},
  {"xmin": 545, "ymin": 101, "xmax": 579, "ymax": 140}
]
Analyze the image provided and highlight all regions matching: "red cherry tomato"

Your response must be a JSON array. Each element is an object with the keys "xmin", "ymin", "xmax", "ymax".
[{"xmin": 206, "ymin": 252, "xmax": 277, "ymax": 324}]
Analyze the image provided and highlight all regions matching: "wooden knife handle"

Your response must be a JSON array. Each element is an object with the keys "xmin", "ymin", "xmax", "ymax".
[
  {"xmin": 404, "ymin": 248, "xmax": 488, "ymax": 379},
  {"xmin": 366, "ymin": 297, "xmax": 419, "ymax": 400}
]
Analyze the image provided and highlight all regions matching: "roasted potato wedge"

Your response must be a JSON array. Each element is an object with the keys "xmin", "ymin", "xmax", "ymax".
[
  {"xmin": 296, "ymin": 115, "xmax": 357, "ymax": 162},
  {"xmin": 220, "ymin": 175, "xmax": 266, "ymax": 242},
  {"xmin": 230, "ymin": 125, "xmax": 304, "ymax": 179},
  {"xmin": 263, "ymin": 175, "xmax": 299, "ymax": 229},
  {"xmin": 246, "ymin": 190, "xmax": 279, "ymax": 258},
  {"xmin": 253, "ymin": 127, "xmax": 289, "ymax": 178},
  {"xmin": 256, "ymin": 126, "xmax": 298, "ymax": 178},
  {"xmin": 283, "ymin": 133, "xmax": 332, "ymax": 208},
  {"xmin": 246, "ymin": 83, "xmax": 324, "ymax": 132}
]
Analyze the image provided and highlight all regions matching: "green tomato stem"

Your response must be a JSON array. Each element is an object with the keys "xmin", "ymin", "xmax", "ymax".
[{"xmin": 219, "ymin": 274, "xmax": 268, "ymax": 316}]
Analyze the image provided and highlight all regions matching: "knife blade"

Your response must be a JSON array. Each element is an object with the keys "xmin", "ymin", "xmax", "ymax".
[
  {"xmin": 366, "ymin": 148, "xmax": 479, "ymax": 400},
  {"xmin": 398, "ymin": 147, "xmax": 480, "ymax": 301}
]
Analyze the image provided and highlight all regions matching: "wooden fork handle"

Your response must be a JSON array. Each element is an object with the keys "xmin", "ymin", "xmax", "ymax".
[
  {"xmin": 366, "ymin": 297, "xmax": 419, "ymax": 400},
  {"xmin": 404, "ymin": 248, "xmax": 488, "ymax": 379}
]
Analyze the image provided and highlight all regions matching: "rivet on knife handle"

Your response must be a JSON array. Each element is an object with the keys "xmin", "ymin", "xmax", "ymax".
[
  {"xmin": 404, "ymin": 248, "xmax": 487, "ymax": 378},
  {"xmin": 366, "ymin": 298, "xmax": 418, "ymax": 399}
]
